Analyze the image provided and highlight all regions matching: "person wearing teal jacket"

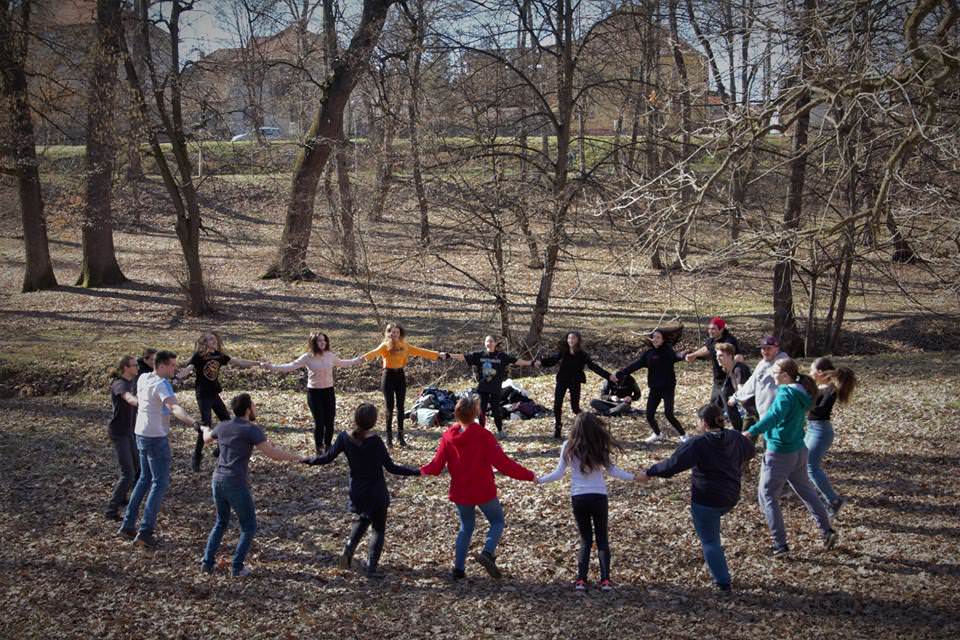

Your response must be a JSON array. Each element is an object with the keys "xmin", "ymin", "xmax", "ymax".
[{"xmin": 745, "ymin": 358, "xmax": 837, "ymax": 557}]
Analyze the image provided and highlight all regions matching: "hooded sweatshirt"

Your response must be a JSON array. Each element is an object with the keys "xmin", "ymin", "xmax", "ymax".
[
  {"xmin": 645, "ymin": 429, "xmax": 756, "ymax": 508},
  {"xmin": 747, "ymin": 383, "xmax": 813, "ymax": 453},
  {"xmin": 733, "ymin": 351, "xmax": 789, "ymax": 416},
  {"xmin": 420, "ymin": 422, "xmax": 535, "ymax": 504}
]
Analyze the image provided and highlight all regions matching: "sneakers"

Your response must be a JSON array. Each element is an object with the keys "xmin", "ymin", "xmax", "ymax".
[
  {"xmin": 117, "ymin": 527, "xmax": 136, "ymax": 540},
  {"xmin": 718, "ymin": 583, "xmax": 732, "ymax": 593},
  {"xmin": 365, "ymin": 568, "xmax": 385, "ymax": 580},
  {"xmin": 679, "ymin": 435, "xmax": 691, "ymax": 443},
  {"xmin": 824, "ymin": 529, "xmax": 840, "ymax": 550},
  {"xmin": 451, "ymin": 568, "xmax": 466, "ymax": 581},
  {"xmin": 104, "ymin": 509, "xmax": 121, "ymax": 522},
  {"xmin": 475, "ymin": 550, "xmax": 502, "ymax": 579},
  {"xmin": 599, "ymin": 579, "xmax": 613, "ymax": 592},
  {"xmin": 495, "ymin": 430, "xmax": 506, "ymax": 440},
  {"xmin": 553, "ymin": 427, "xmax": 562, "ymax": 440},
  {"xmin": 574, "ymin": 579, "xmax": 587, "ymax": 592},
  {"xmin": 199, "ymin": 563, "xmax": 213, "ymax": 575},
  {"xmin": 338, "ymin": 551, "xmax": 354, "ymax": 570},
  {"xmin": 770, "ymin": 544, "xmax": 790, "ymax": 558},
  {"xmin": 643, "ymin": 433, "xmax": 664, "ymax": 444},
  {"xmin": 397, "ymin": 433, "xmax": 407, "ymax": 447},
  {"xmin": 232, "ymin": 566, "xmax": 252, "ymax": 578},
  {"xmin": 133, "ymin": 531, "xmax": 158, "ymax": 549},
  {"xmin": 829, "ymin": 496, "xmax": 847, "ymax": 518}
]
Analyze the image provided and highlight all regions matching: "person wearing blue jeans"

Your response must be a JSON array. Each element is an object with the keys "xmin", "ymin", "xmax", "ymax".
[
  {"xmin": 119, "ymin": 350, "xmax": 201, "ymax": 548},
  {"xmin": 806, "ymin": 358, "xmax": 857, "ymax": 516},
  {"xmin": 455, "ymin": 499, "xmax": 505, "ymax": 573},
  {"xmin": 200, "ymin": 393, "xmax": 307, "ymax": 577},
  {"xmin": 643, "ymin": 404, "xmax": 755, "ymax": 591},
  {"xmin": 690, "ymin": 502, "xmax": 733, "ymax": 588}
]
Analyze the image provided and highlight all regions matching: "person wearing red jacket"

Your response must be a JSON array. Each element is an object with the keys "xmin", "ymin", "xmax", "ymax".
[{"xmin": 421, "ymin": 395, "xmax": 536, "ymax": 580}]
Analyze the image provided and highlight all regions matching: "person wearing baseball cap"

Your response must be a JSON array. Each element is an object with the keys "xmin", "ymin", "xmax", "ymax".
[
  {"xmin": 685, "ymin": 317, "xmax": 745, "ymax": 405},
  {"xmin": 731, "ymin": 335, "xmax": 789, "ymax": 418}
]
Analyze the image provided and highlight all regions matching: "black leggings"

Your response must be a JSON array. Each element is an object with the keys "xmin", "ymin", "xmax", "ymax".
[
  {"xmin": 553, "ymin": 380, "xmax": 582, "ymax": 430},
  {"xmin": 307, "ymin": 387, "xmax": 337, "ymax": 453},
  {"xmin": 196, "ymin": 392, "xmax": 230, "ymax": 459},
  {"xmin": 646, "ymin": 385, "xmax": 685, "ymax": 436},
  {"xmin": 381, "ymin": 369, "xmax": 406, "ymax": 436},
  {"xmin": 478, "ymin": 389, "xmax": 504, "ymax": 432},
  {"xmin": 572, "ymin": 493, "xmax": 610, "ymax": 581},
  {"xmin": 344, "ymin": 505, "xmax": 388, "ymax": 573}
]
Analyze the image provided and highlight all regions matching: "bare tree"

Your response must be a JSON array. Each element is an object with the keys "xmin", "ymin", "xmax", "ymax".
[
  {"xmin": 122, "ymin": 0, "xmax": 211, "ymax": 314},
  {"xmin": 0, "ymin": 0, "xmax": 58, "ymax": 292},
  {"xmin": 77, "ymin": 0, "xmax": 127, "ymax": 288},
  {"xmin": 264, "ymin": 0, "xmax": 397, "ymax": 280}
]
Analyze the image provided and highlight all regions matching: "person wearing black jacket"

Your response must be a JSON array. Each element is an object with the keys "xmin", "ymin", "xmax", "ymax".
[
  {"xmin": 536, "ymin": 331, "xmax": 614, "ymax": 439},
  {"xmin": 714, "ymin": 342, "xmax": 755, "ymax": 431},
  {"xmin": 589, "ymin": 374, "xmax": 642, "ymax": 417},
  {"xmin": 684, "ymin": 317, "xmax": 744, "ymax": 405},
  {"xmin": 449, "ymin": 336, "xmax": 533, "ymax": 437},
  {"xmin": 616, "ymin": 329, "xmax": 688, "ymax": 443},
  {"xmin": 304, "ymin": 403, "xmax": 420, "ymax": 578},
  {"xmin": 640, "ymin": 404, "xmax": 756, "ymax": 592}
]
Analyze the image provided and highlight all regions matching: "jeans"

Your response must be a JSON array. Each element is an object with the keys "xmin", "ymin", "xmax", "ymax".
[
  {"xmin": 107, "ymin": 432, "xmax": 140, "ymax": 513},
  {"xmin": 307, "ymin": 387, "xmax": 337, "ymax": 453},
  {"xmin": 691, "ymin": 502, "xmax": 732, "ymax": 587},
  {"xmin": 758, "ymin": 448, "xmax": 832, "ymax": 548},
  {"xmin": 572, "ymin": 493, "xmax": 610, "ymax": 580},
  {"xmin": 454, "ymin": 498, "xmax": 505, "ymax": 571},
  {"xmin": 121, "ymin": 435, "xmax": 171, "ymax": 534},
  {"xmin": 202, "ymin": 479, "xmax": 257, "ymax": 574},
  {"xmin": 805, "ymin": 420, "xmax": 839, "ymax": 504}
]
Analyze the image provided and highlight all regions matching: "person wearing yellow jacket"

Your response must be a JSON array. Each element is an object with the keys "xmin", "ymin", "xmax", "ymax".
[{"xmin": 361, "ymin": 323, "xmax": 446, "ymax": 447}]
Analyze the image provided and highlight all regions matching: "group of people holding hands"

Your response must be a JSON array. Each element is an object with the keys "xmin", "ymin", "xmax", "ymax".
[{"xmin": 105, "ymin": 316, "xmax": 857, "ymax": 592}]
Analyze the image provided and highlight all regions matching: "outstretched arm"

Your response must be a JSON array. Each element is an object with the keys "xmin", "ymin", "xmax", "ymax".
[
  {"xmin": 420, "ymin": 439, "xmax": 448, "ymax": 476},
  {"xmin": 304, "ymin": 435, "xmax": 344, "ymax": 465},
  {"xmin": 230, "ymin": 357, "xmax": 260, "ymax": 369},
  {"xmin": 266, "ymin": 353, "xmax": 309, "ymax": 373},
  {"xmin": 257, "ymin": 438, "xmax": 310, "ymax": 463},
  {"xmin": 537, "ymin": 443, "xmax": 568, "ymax": 484},
  {"xmin": 685, "ymin": 346, "xmax": 709, "ymax": 363},
  {"xmin": 407, "ymin": 344, "xmax": 441, "ymax": 361}
]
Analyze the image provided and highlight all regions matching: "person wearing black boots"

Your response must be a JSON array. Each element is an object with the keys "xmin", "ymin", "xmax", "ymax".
[
  {"xmin": 304, "ymin": 403, "xmax": 420, "ymax": 578},
  {"xmin": 536, "ymin": 331, "xmax": 615, "ymax": 439}
]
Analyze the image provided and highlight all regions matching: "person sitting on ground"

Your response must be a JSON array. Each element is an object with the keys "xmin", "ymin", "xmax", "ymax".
[{"xmin": 589, "ymin": 373, "xmax": 642, "ymax": 417}]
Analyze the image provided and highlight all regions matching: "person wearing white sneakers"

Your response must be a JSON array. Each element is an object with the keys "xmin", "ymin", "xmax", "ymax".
[{"xmin": 615, "ymin": 329, "xmax": 690, "ymax": 444}]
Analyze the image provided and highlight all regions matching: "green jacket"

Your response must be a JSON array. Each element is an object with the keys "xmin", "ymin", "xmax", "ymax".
[{"xmin": 747, "ymin": 384, "xmax": 812, "ymax": 453}]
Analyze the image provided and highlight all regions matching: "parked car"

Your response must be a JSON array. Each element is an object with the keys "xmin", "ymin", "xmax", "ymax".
[{"xmin": 230, "ymin": 126, "xmax": 282, "ymax": 142}]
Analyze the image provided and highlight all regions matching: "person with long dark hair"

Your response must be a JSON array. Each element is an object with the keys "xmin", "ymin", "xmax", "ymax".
[
  {"xmin": 536, "ymin": 331, "xmax": 614, "ymax": 440},
  {"xmin": 177, "ymin": 331, "xmax": 261, "ymax": 472},
  {"xmin": 360, "ymin": 322, "xmax": 445, "ymax": 448},
  {"xmin": 615, "ymin": 329, "xmax": 689, "ymax": 444},
  {"xmin": 641, "ymin": 404, "xmax": 755, "ymax": 592},
  {"xmin": 447, "ymin": 335, "xmax": 533, "ymax": 438},
  {"xmin": 537, "ymin": 412, "xmax": 636, "ymax": 592},
  {"xmin": 105, "ymin": 356, "xmax": 140, "ymax": 521},
  {"xmin": 745, "ymin": 358, "xmax": 838, "ymax": 557},
  {"xmin": 806, "ymin": 358, "xmax": 857, "ymax": 517},
  {"xmin": 420, "ymin": 396, "xmax": 536, "ymax": 580},
  {"xmin": 263, "ymin": 331, "xmax": 364, "ymax": 453},
  {"xmin": 304, "ymin": 403, "xmax": 420, "ymax": 579}
]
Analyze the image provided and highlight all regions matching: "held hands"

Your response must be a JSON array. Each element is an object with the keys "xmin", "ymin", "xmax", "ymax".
[
  {"xmin": 302, "ymin": 455, "xmax": 321, "ymax": 465},
  {"xmin": 635, "ymin": 472, "xmax": 651, "ymax": 485},
  {"xmin": 684, "ymin": 353, "xmax": 697, "ymax": 364},
  {"xmin": 609, "ymin": 373, "xmax": 619, "ymax": 383},
  {"xmin": 259, "ymin": 361, "xmax": 272, "ymax": 370},
  {"xmin": 533, "ymin": 360, "xmax": 542, "ymax": 368}
]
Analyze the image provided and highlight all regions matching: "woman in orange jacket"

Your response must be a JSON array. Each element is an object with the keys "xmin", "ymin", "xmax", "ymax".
[{"xmin": 361, "ymin": 322, "xmax": 446, "ymax": 447}]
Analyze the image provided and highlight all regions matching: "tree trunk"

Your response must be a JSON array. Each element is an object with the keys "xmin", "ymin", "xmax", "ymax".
[
  {"xmin": 0, "ymin": 0, "xmax": 58, "ymax": 292},
  {"xmin": 78, "ymin": 0, "xmax": 127, "ymax": 288},
  {"xmin": 405, "ymin": 8, "xmax": 429, "ymax": 243},
  {"xmin": 370, "ymin": 113, "xmax": 394, "ymax": 223},
  {"xmin": 265, "ymin": 0, "xmax": 396, "ymax": 280},
  {"xmin": 525, "ymin": 0, "xmax": 574, "ymax": 350},
  {"xmin": 335, "ymin": 138, "xmax": 357, "ymax": 273}
]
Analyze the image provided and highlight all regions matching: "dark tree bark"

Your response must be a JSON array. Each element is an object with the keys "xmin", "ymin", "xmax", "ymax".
[
  {"xmin": 78, "ymin": 0, "xmax": 127, "ymax": 288},
  {"xmin": 0, "ymin": 0, "xmax": 58, "ymax": 292},
  {"xmin": 264, "ymin": 0, "xmax": 397, "ymax": 280},
  {"xmin": 122, "ymin": 0, "xmax": 210, "ymax": 314}
]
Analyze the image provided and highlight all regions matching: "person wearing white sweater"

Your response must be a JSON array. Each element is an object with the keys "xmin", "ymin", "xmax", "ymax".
[
  {"xmin": 538, "ymin": 413, "xmax": 639, "ymax": 592},
  {"xmin": 262, "ymin": 332, "xmax": 364, "ymax": 453}
]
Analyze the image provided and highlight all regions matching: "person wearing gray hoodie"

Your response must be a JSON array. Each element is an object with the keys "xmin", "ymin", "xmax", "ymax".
[
  {"xmin": 745, "ymin": 358, "xmax": 837, "ymax": 557},
  {"xmin": 732, "ymin": 335, "xmax": 789, "ymax": 418}
]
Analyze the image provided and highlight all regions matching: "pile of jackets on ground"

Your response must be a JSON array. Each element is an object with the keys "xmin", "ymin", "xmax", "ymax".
[{"xmin": 405, "ymin": 380, "xmax": 548, "ymax": 427}]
